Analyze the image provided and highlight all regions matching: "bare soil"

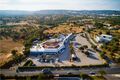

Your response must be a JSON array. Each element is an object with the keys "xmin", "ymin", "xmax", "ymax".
[
  {"xmin": 0, "ymin": 38, "xmax": 24, "ymax": 66},
  {"xmin": 44, "ymin": 23, "xmax": 84, "ymax": 34}
]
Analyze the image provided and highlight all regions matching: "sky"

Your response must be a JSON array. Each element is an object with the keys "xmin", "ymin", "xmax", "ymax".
[{"xmin": 0, "ymin": 0, "xmax": 120, "ymax": 11}]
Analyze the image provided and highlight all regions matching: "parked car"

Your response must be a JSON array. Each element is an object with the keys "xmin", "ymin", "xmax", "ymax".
[{"xmin": 67, "ymin": 72, "xmax": 73, "ymax": 75}]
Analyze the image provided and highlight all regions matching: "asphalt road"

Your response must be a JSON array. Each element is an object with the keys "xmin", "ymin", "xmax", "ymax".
[{"xmin": 1, "ymin": 67, "xmax": 120, "ymax": 77}]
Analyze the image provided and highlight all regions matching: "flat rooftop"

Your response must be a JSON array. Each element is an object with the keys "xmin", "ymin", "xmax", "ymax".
[{"xmin": 30, "ymin": 33, "xmax": 72, "ymax": 53}]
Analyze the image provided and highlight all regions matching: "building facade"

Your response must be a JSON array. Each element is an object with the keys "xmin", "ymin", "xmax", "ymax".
[
  {"xmin": 30, "ymin": 33, "xmax": 73, "ymax": 56},
  {"xmin": 95, "ymin": 34, "xmax": 113, "ymax": 43}
]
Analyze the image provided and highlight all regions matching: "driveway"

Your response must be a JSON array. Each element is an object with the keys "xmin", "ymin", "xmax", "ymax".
[{"xmin": 59, "ymin": 41, "xmax": 70, "ymax": 61}]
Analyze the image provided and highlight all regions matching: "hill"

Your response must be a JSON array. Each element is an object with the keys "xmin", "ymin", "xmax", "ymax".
[{"xmin": 0, "ymin": 10, "xmax": 120, "ymax": 16}]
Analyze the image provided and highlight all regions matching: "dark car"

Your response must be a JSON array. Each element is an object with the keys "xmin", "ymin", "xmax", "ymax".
[
  {"xmin": 89, "ymin": 71, "xmax": 96, "ymax": 76},
  {"xmin": 67, "ymin": 72, "xmax": 73, "ymax": 75},
  {"xmin": 42, "ymin": 68, "xmax": 52, "ymax": 74}
]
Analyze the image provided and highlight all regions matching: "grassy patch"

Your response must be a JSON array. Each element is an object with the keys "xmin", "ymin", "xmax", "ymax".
[
  {"xmin": 0, "ymin": 39, "xmax": 23, "ymax": 54},
  {"xmin": 91, "ymin": 76, "xmax": 107, "ymax": 80},
  {"xmin": 44, "ymin": 23, "xmax": 84, "ymax": 34}
]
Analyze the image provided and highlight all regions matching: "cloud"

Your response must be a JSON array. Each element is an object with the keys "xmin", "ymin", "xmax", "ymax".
[
  {"xmin": 0, "ymin": 0, "xmax": 119, "ymax": 10},
  {"xmin": 0, "ymin": 0, "xmax": 10, "ymax": 3}
]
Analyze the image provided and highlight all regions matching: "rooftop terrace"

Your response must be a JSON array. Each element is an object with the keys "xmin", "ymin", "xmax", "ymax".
[{"xmin": 42, "ymin": 40, "xmax": 61, "ymax": 49}]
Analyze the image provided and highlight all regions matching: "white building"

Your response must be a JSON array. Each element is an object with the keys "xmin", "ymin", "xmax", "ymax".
[
  {"xmin": 30, "ymin": 33, "xmax": 73, "ymax": 56},
  {"xmin": 95, "ymin": 34, "xmax": 113, "ymax": 43}
]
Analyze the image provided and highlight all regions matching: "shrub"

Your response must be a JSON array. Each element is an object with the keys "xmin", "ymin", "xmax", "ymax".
[
  {"xmin": 11, "ymin": 50, "xmax": 18, "ymax": 55},
  {"xmin": 23, "ymin": 60, "xmax": 33, "ymax": 66},
  {"xmin": 98, "ymin": 70, "xmax": 106, "ymax": 76},
  {"xmin": 37, "ymin": 74, "xmax": 46, "ymax": 80}
]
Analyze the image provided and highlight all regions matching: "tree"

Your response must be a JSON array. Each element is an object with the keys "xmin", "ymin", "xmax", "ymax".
[
  {"xmin": 82, "ymin": 28, "xmax": 85, "ymax": 31},
  {"xmin": 99, "ymin": 31, "xmax": 102, "ymax": 35},
  {"xmin": 94, "ymin": 22, "xmax": 104, "ymax": 29},
  {"xmin": 91, "ymin": 45, "xmax": 97, "ymax": 50},
  {"xmin": 26, "ymin": 76, "xmax": 31, "ymax": 80},
  {"xmin": 53, "ymin": 34, "xmax": 58, "ymax": 38},
  {"xmin": 98, "ymin": 70, "xmax": 106, "ymax": 76},
  {"xmin": 70, "ymin": 43, "xmax": 74, "ymax": 54},
  {"xmin": 85, "ymin": 51, "xmax": 90, "ymax": 56},
  {"xmin": 80, "ymin": 73, "xmax": 90, "ymax": 79},
  {"xmin": 79, "ymin": 47, "xmax": 84, "ymax": 51},
  {"xmin": 37, "ymin": 74, "xmax": 46, "ymax": 80},
  {"xmin": 100, "ymin": 52, "xmax": 105, "ymax": 58},
  {"xmin": 11, "ymin": 50, "xmax": 18, "ymax": 55},
  {"xmin": 83, "ymin": 45, "xmax": 88, "ymax": 49},
  {"xmin": 106, "ymin": 30, "xmax": 111, "ymax": 35}
]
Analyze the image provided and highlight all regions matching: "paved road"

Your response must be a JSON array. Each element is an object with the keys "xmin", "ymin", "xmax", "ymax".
[
  {"xmin": 85, "ymin": 32, "xmax": 98, "ymax": 46},
  {"xmin": 1, "ymin": 67, "xmax": 120, "ymax": 77},
  {"xmin": 104, "ymin": 74, "xmax": 120, "ymax": 80}
]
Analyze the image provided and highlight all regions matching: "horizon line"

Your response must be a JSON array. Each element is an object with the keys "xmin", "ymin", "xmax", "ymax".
[{"xmin": 0, "ymin": 9, "xmax": 120, "ymax": 11}]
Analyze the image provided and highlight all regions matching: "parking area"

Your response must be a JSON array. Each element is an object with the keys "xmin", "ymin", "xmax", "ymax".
[{"xmin": 72, "ymin": 33, "xmax": 104, "ymax": 66}]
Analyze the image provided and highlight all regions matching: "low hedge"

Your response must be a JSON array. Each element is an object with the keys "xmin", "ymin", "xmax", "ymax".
[
  {"xmin": 23, "ymin": 60, "xmax": 33, "ymax": 67},
  {"xmin": 18, "ymin": 63, "xmax": 109, "ymax": 71}
]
